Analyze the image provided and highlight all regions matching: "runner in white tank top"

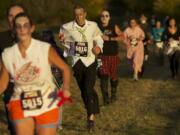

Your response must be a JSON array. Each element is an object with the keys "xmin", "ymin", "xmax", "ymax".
[{"xmin": 0, "ymin": 13, "xmax": 71, "ymax": 135}]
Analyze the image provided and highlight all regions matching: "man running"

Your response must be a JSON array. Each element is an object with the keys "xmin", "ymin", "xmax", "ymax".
[{"xmin": 59, "ymin": 5, "xmax": 103, "ymax": 132}]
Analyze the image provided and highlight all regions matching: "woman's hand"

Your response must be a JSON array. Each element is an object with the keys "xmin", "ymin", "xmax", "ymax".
[
  {"xmin": 62, "ymin": 89, "xmax": 71, "ymax": 98},
  {"xmin": 102, "ymin": 35, "xmax": 110, "ymax": 41}
]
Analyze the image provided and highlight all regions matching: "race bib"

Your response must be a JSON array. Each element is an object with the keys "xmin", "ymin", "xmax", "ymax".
[
  {"xmin": 21, "ymin": 90, "xmax": 43, "ymax": 110},
  {"xmin": 169, "ymin": 40, "xmax": 179, "ymax": 48},
  {"xmin": 165, "ymin": 40, "xmax": 180, "ymax": 55},
  {"xmin": 75, "ymin": 42, "xmax": 88, "ymax": 57},
  {"xmin": 156, "ymin": 41, "xmax": 163, "ymax": 48},
  {"xmin": 130, "ymin": 38, "xmax": 138, "ymax": 47}
]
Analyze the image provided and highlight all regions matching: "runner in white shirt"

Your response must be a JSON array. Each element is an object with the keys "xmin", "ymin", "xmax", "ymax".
[
  {"xmin": 0, "ymin": 12, "xmax": 71, "ymax": 135},
  {"xmin": 59, "ymin": 5, "xmax": 103, "ymax": 132}
]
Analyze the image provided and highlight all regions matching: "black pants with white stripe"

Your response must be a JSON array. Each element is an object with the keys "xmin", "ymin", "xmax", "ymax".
[{"xmin": 73, "ymin": 60, "xmax": 100, "ymax": 116}]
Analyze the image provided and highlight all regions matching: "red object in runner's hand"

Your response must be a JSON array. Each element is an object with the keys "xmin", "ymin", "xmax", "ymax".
[{"xmin": 57, "ymin": 90, "xmax": 73, "ymax": 107}]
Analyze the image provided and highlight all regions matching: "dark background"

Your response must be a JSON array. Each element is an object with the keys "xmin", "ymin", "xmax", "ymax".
[{"xmin": 0, "ymin": 0, "xmax": 179, "ymax": 31}]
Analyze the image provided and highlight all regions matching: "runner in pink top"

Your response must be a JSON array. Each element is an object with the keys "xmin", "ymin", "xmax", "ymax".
[{"xmin": 124, "ymin": 18, "xmax": 145, "ymax": 80}]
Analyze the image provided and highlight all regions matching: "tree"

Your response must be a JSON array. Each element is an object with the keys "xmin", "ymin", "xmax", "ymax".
[
  {"xmin": 154, "ymin": 0, "xmax": 180, "ymax": 18},
  {"xmin": 0, "ymin": 0, "xmax": 12, "ymax": 19},
  {"xmin": 12, "ymin": 0, "xmax": 107, "ymax": 26}
]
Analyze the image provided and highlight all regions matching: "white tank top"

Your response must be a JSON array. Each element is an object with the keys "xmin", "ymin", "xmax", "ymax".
[{"xmin": 2, "ymin": 38, "xmax": 58, "ymax": 117}]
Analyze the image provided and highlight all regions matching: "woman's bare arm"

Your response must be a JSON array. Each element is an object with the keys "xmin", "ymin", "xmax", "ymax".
[
  {"xmin": 0, "ymin": 59, "xmax": 9, "ymax": 94},
  {"xmin": 48, "ymin": 47, "xmax": 71, "ymax": 97}
]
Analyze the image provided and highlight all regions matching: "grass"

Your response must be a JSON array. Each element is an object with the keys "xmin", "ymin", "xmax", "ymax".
[{"xmin": 1, "ymin": 45, "xmax": 180, "ymax": 135}]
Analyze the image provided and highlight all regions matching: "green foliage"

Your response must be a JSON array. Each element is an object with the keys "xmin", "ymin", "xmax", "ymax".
[
  {"xmin": 0, "ymin": 0, "xmax": 12, "ymax": 19},
  {"xmin": 109, "ymin": 0, "xmax": 154, "ymax": 15},
  {"xmin": 8, "ymin": 0, "xmax": 106, "ymax": 27},
  {"xmin": 154, "ymin": 0, "xmax": 180, "ymax": 18},
  {"xmin": 76, "ymin": 0, "xmax": 106, "ymax": 19},
  {"xmin": 13, "ymin": 0, "xmax": 74, "ymax": 24},
  {"xmin": 0, "ymin": 0, "xmax": 179, "ymax": 30}
]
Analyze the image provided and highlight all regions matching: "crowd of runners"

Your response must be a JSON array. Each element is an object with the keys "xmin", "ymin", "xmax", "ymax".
[{"xmin": 0, "ymin": 3, "xmax": 179, "ymax": 135}]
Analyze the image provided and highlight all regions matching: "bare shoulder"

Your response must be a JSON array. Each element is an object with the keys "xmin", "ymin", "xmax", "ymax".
[{"xmin": 2, "ymin": 43, "xmax": 17, "ymax": 56}]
